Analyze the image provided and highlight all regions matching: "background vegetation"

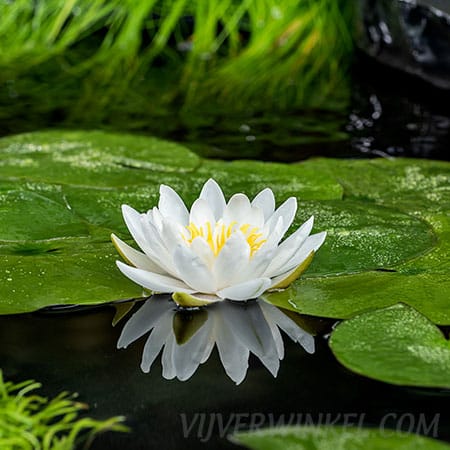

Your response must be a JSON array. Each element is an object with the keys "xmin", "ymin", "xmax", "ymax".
[{"xmin": 0, "ymin": 0, "xmax": 354, "ymax": 137}]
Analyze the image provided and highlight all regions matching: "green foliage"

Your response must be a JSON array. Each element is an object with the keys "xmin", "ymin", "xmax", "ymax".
[
  {"xmin": 233, "ymin": 426, "xmax": 450, "ymax": 450},
  {"xmin": 329, "ymin": 304, "xmax": 450, "ymax": 389},
  {"xmin": 0, "ymin": 131, "xmax": 448, "ymax": 319},
  {"xmin": 266, "ymin": 158, "xmax": 450, "ymax": 325},
  {"xmin": 0, "ymin": 0, "xmax": 353, "ymax": 125},
  {"xmin": 0, "ymin": 370, "xmax": 127, "ymax": 449}
]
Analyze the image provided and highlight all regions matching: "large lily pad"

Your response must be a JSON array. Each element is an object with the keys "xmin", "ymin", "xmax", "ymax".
[
  {"xmin": 329, "ymin": 304, "xmax": 450, "ymax": 389},
  {"xmin": 0, "ymin": 130, "xmax": 201, "ymax": 187},
  {"xmin": 233, "ymin": 426, "xmax": 450, "ymax": 450},
  {"xmin": 0, "ymin": 131, "xmax": 448, "ymax": 316},
  {"xmin": 266, "ymin": 159, "xmax": 450, "ymax": 325}
]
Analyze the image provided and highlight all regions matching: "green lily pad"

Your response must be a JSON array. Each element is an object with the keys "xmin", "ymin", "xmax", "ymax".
[
  {"xmin": 305, "ymin": 158, "xmax": 450, "ymax": 215},
  {"xmin": 266, "ymin": 159, "xmax": 450, "ymax": 325},
  {"xmin": 233, "ymin": 426, "xmax": 450, "ymax": 450},
  {"xmin": 0, "ymin": 242, "xmax": 142, "ymax": 315},
  {"xmin": 0, "ymin": 131, "xmax": 448, "ymax": 316},
  {"xmin": 329, "ymin": 304, "xmax": 450, "ymax": 389},
  {"xmin": 0, "ymin": 190, "xmax": 89, "ymax": 243},
  {"xmin": 0, "ymin": 130, "xmax": 201, "ymax": 187}
]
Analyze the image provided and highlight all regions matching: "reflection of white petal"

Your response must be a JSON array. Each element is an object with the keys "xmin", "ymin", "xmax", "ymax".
[
  {"xmin": 118, "ymin": 296, "xmax": 315, "ymax": 384},
  {"xmin": 215, "ymin": 312, "xmax": 249, "ymax": 385},
  {"xmin": 141, "ymin": 310, "xmax": 174, "ymax": 373},
  {"xmin": 260, "ymin": 300, "xmax": 315, "ymax": 354},
  {"xmin": 172, "ymin": 322, "xmax": 212, "ymax": 381},
  {"xmin": 217, "ymin": 278, "xmax": 271, "ymax": 301},
  {"xmin": 118, "ymin": 298, "xmax": 172, "ymax": 348},
  {"xmin": 173, "ymin": 244, "xmax": 215, "ymax": 293},
  {"xmin": 161, "ymin": 333, "xmax": 177, "ymax": 379},
  {"xmin": 199, "ymin": 179, "xmax": 226, "ymax": 220},
  {"xmin": 221, "ymin": 302, "xmax": 279, "ymax": 376},
  {"xmin": 158, "ymin": 185, "xmax": 189, "ymax": 225},
  {"xmin": 213, "ymin": 232, "xmax": 250, "ymax": 289},
  {"xmin": 251, "ymin": 188, "xmax": 275, "ymax": 220},
  {"xmin": 116, "ymin": 261, "xmax": 195, "ymax": 293}
]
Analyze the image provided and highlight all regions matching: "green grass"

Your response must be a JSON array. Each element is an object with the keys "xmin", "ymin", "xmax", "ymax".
[
  {"xmin": 0, "ymin": 1, "xmax": 354, "ymax": 133},
  {"xmin": 0, "ymin": 371, "xmax": 127, "ymax": 449}
]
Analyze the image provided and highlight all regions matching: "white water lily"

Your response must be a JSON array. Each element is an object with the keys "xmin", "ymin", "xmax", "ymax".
[
  {"xmin": 112, "ymin": 179, "xmax": 326, "ymax": 307},
  {"xmin": 118, "ymin": 296, "xmax": 315, "ymax": 384}
]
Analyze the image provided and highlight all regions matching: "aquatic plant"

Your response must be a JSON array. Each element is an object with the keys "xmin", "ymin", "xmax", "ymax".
[
  {"xmin": 0, "ymin": 371, "xmax": 127, "ymax": 449},
  {"xmin": 113, "ymin": 179, "xmax": 326, "ymax": 305},
  {"xmin": 0, "ymin": 0, "xmax": 354, "ymax": 129}
]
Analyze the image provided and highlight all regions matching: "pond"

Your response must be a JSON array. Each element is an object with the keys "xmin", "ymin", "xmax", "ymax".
[{"xmin": 0, "ymin": 48, "xmax": 449, "ymax": 449}]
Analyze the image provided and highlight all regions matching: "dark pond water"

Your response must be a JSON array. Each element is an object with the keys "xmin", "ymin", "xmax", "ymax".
[
  {"xmin": 0, "ymin": 304, "xmax": 448, "ymax": 449},
  {"xmin": 0, "ymin": 57, "xmax": 449, "ymax": 449}
]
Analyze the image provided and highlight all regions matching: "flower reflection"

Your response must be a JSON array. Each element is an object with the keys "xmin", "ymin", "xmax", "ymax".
[{"xmin": 117, "ymin": 296, "xmax": 314, "ymax": 384}]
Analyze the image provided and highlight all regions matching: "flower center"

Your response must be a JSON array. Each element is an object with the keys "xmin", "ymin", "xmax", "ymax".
[{"xmin": 184, "ymin": 221, "xmax": 266, "ymax": 256}]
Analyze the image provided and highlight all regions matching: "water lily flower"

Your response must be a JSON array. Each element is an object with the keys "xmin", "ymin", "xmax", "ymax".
[
  {"xmin": 118, "ymin": 296, "xmax": 315, "ymax": 384},
  {"xmin": 112, "ymin": 179, "xmax": 326, "ymax": 307}
]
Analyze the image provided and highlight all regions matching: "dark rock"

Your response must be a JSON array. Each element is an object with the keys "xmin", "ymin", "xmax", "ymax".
[{"xmin": 356, "ymin": 0, "xmax": 450, "ymax": 90}]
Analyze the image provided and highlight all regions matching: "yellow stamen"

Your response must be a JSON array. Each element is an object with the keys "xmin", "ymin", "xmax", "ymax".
[{"xmin": 184, "ymin": 221, "xmax": 266, "ymax": 257}]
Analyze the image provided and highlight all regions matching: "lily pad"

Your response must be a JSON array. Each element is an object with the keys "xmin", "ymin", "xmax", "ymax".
[
  {"xmin": 329, "ymin": 304, "xmax": 450, "ymax": 389},
  {"xmin": 266, "ymin": 159, "xmax": 450, "ymax": 325},
  {"xmin": 232, "ymin": 426, "xmax": 450, "ymax": 450},
  {"xmin": 0, "ymin": 130, "xmax": 201, "ymax": 187},
  {"xmin": 0, "ymin": 242, "xmax": 142, "ymax": 315},
  {"xmin": 0, "ymin": 131, "xmax": 448, "ymax": 316}
]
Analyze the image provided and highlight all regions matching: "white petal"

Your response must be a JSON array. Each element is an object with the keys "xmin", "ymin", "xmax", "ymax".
[
  {"xmin": 111, "ymin": 233, "xmax": 166, "ymax": 274},
  {"xmin": 223, "ymin": 193, "xmax": 252, "ymax": 225},
  {"xmin": 121, "ymin": 205, "xmax": 153, "ymax": 255},
  {"xmin": 116, "ymin": 261, "xmax": 195, "ymax": 293},
  {"xmin": 233, "ymin": 245, "xmax": 275, "ymax": 283},
  {"xmin": 213, "ymin": 231, "xmax": 250, "ymax": 289},
  {"xmin": 276, "ymin": 231, "xmax": 326, "ymax": 275},
  {"xmin": 265, "ymin": 197, "xmax": 297, "ymax": 237},
  {"xmin": 217, "ymin": 278, "xmax": 272, "ymax": 300},
  {"xmin": 117, "ymin": 298, "xmax": 172, "ymax": 348},
  {"xmin": 252, "ymin": 188, "xmax": 275, "ymax": 220},
  {"xmin": 172, "ymin": 244, "xmax": 215, "ymax": 293},
  {"xmin": 263, "ymin": 216, "xmax": 314, "ymax": 277},
  {"xmin": 160, "ymin": 219, "xmax": 187, "ymax": 254},
  {"xmin": 247, "ymin": 205, "xmax": 265, "ymax": 228},
  {"xmin": 200, "ymin": 179, "xmax": 226, "ymax": 220},
  {"xmin": 189, "ymin": 198, "xmax": 215, "ymax": 226},
  {"xmin": 139, "ymin": 218, "xmax": 178, "ymax": 276},
  {"xmin": 158, "ymin": 185, "xmax": 189, "ymax": 225},
  {"xmin": 190, "ymin": 236, "xmax": 215, "ymax": 268},
  {"xmin": 260, "ymin": 216, "xmax": 285, "ymax": 251},
  {"xmin": 148, "ymin": 207, "xmax": 163, "ymax": 232}
]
